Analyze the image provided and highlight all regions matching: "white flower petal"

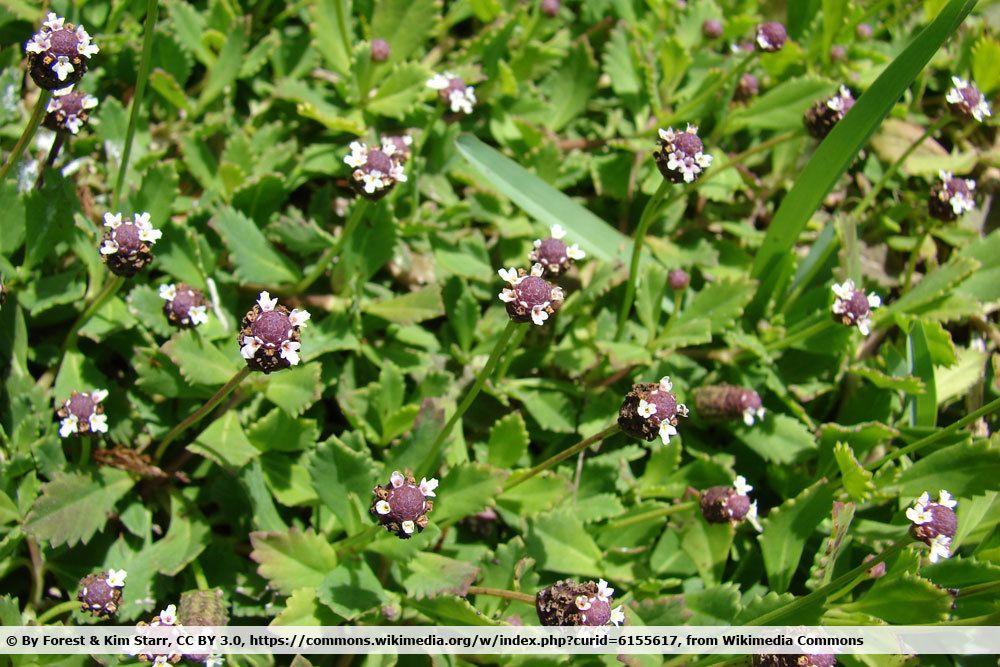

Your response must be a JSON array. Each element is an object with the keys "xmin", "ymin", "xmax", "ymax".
[
  {"xmin": 530, "ymin": 305, "xmax": 549, "ymax": 326},
  {"xmin": 747, "ymin": 501, "xmax": 763, "ymax": 532},
  {"xmin": 59, "ymin": 415, "xmax": 79, "ymax": 438},
  {"xmin": 659, "ymin": 377, "xmax": 673, "ymax": 392},
  {"xmin": 159, "ymin": 604, "xmax": 177, "ymax": 625},
  {"xmin": 159, "ymin": 284, "xmax": 177, "ymax": 301},
  {"xmin": 658, "ymin": 422, "xmax": 678, "ymax": 444},
  {"xmin": 240, "ymin": 336, "xmax": 261, "ymax": 359},
  {"xmin": 566, "ymin": 244, "xmax": 586, "ymax": 260},
  {"xmin": 106, "ymin": 569, "xmax": 127, "ymax": 587},
  {"xmin": 280, "ymin": 340, "xmax": 301, "ymax": 365},
  {"xmin": 733, "ymin": 475, "xmax": 753, "ymax": 496},
  {"xmin": 401, "ymin": 520, "xmax": 416, "ymax": 534},
  {"xmin": 289, "ymin": 309, "xmax": 311, "ymax": 328},
  {"xmin": 938, "ymin": 490, "xmax": 957, "ymax": 509},
  {"xmin": 497, "ymin": 267, "xmax": 519, "ymax": 283},
  {"xmin": 52, "ymin": 56, "xmax": 74, "ymax": 81},
  {"xmin": 390, "ymin": 471, "xmax": 405, "ymax": 488},
  {"xmin": 103, "ymin": 212, "xmax": 122, "ymax": 228},
  {"xmin": 609, "ymin": 606, "xmax": 625, "ymax": 626},
  {"xmin": 419, "ymin": 477, "xmax": 439, "ymax": 497},
  {"xmin": 257, "ymin": 291, "xmax": 278, "ymax": 312},
  {"xmin": 375, "ymin": 500, "xmax": 391, "ymax": 515},
  {"xmin": 550, "ymin": 224, "xmax": 566, "ymax": 239},
  {"xmin": 574, "ymin": 595, "xmax": 592, "ymax": 611},
  {"xmin": 188, "ymin": 305, "xmax": 209, "ymax": 327},
  {"xmin": 99, "ymin": 240, "xmax": 119, "ymax": 255}
]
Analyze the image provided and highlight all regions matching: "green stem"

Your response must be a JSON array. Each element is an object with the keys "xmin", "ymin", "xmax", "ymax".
[
  {"xmin": 35, "ymin": 599, "xmax": 79, "ymax": 625},
  {"xmin": 504, "ymin": 423, "xmax": 621, "ymax": 492},
  {"xmin": 0, "ymin": 91, "xmax": 52, "ymax": 184},
  {"xmin": 78, "ymin": 439, "xmax": 91, "ymax": 466},
  {"xmin": 295, "ymin": 198, "xmax": 369, "ymax": 294},
  {"xmin": 59, "ymin": 276, "xmax": 125, "ymax": 356},
  {"xmin": 902, "ymin": 227, "xmax": 930, "ymax": 293},
  {"xmin": 869, "ymin": 396, "xmax": 1000, "ymax": 472},
  {"xmin": 605, "ymin": 501, "xmax": 697, "ymax": 530},
  {"xmin": 747, "ymin": 538, "xmax": 911, "ymax": 626},
  {"xmin": 35, "ymin": 130, "xmax": 66, "ymax": 190},
  {"xmin": 111, "ymin": 0, "xmax": 159, "ymax": 211},
  {"xmin": 467, "ymin": 586, "xmax": 535, "ymax": 604},
  {"xmin": 765, "ymin": 318, "xmax": 835, "ymax": 352},
  {"xmin": 616, "ymin": 180, "xmax": 675, "ymax": 340},
  {"xmin": 417, "ymin": 320, "xmax": 520, "ymax": 479},
  {"xmin": 153, "ymin": 366, "xmax": 252, "ymax": 459},
  {"xmin": 853, "ymin": 115, "xmax": 949, "ymax": 225},
  {"xmin": 957, "ymin": 579, "xmax": 1000, "ymax": 599},
  {"xmin": 663, "ymin": 52, "xmax": 756, "ymax": 128},
  {"xmin": 190, "ymin": 559, "xmax": 209, "ymax": 591},
  {"xmin": 493, "ymin": 325, "xmax": 528, "ymax": 382}
]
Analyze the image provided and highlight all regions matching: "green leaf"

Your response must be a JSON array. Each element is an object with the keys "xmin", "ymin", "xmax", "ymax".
[
  {"xmin": 658, "ymin": 279, "xmax": 756, "ymax": 346},
  {"xmin": 806, "ymin": 500, "xmax": 855, "ymax": 590},
  {"xmin": 370, "ymin": 0, "xmax": 439, "ymax": 66},
  {"xmin": 210, "ymin": 206, "xmax": 299, "ymax": 285},
  {"xmin": 364, "ymin": 286, "xmax": 444, "ymax": 324},
  {"xmin": 401, "ymin": 552, "xmax": 480, "ymax": 599},
  {"xmin": 602, "ymin": 25, "xmax": 642, "ymax": 97},
  {"xmin": 679, "ymin": 519, "xmax": 733, "ymax": 585},
  {"xmin": 892, "ymin": 439, "xmax": 1000, "ymax": 499},
  {"xmin": 271, "ymin": 588, "xmax": 342, "ymax": 625},
  {"xmin": 881, "ymin": 256, "xmax": 979, "ymax": 320},
  {"xmin": 526, "ymin": 509, "xmax": 603, "ymax": 577},
  {"xmin": 724, "ymin": 77, "xmax": 835, "ymax": 133},
  {"xmin": 250, "ymin": 529, "xmax": 338, "ymax": 596},
  {"xmin": 758, "ymin": 479, "xmax": 835, "ymax": 593},
  {"xmin": 24, "ymin": 469, "xmax": 135, "ymax": 548},
  {"xmin": 455, "ymin": 134, "xmax": 631, "ymax": 264},
  {"xmin": 197, "ymin": 20, "xmax": 248, "ymax": 112},
  {"xmin": 163, "ymin": 330, "xmax": 240, "ymax": 386},
  {"xmin": 543, "ymin": 41, "xmax": 599, "ymax": 130},
  {"xmin": 366, "ymin": 63, "xmax": 433, "ymax": 119},
  {"xmin": 317, "ymin": 558, "xmax": 389, "ymax": 620},
  {"xmin": 264, "ymin": 363, "xmax": 322, "ymax": 416},
  {"xmin": 487, "ymin": 412, "xmax": 529, "ymax": 468},
  {"xmin": 149, "ymin": 68, "xmax": 192, "ymax": 112},
  {"xmin": 308, "ymin": 436, "xmax": 379, "ymax": 535},
  {"xmin": 433, "ymin": 463, "xmax": 506, "ymax": 523},
  {"xmin": 906, "ymin": 321, "xmax": 938, "ymax": 427},
  {"xmin": 409, "ymin": 596, "xmax": 505, "ymax": 625},
  {"xmin": 685, "ymin": 584, "xmax": 742, "ymax": 625},
  {"xmin": 310, "ymin": 0, "xmax": 353, "ymax": 75},
  {"xmin": 834, "ymin": 443, "xmax": 874, "ymax": 501},
  {"xmin": 733, "ymin": 414, "xmax": 816, "ymax": 464},
  {"xmin": 188, "ymin": 411, "xmax": 259, "ymax": 469},
  {"xmin": 842, "ymin": 573, "xmax": 952, "ymax": 623},
  {"xmin": 972, "ymin": 36, "xmax": 1000, "ymax": 94},
  {"xmin": 749, "ymin": 0, "xmax": 978, "ymax": 316}
]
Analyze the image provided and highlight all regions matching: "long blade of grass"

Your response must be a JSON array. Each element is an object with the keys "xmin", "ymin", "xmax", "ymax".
[
  {"xmin": 454, "ymin": 133, "xmax": 632, "ymax": 264},
  {"xmin": 747, "ymin": 0, "xmax": 978, "ymax": 320}
]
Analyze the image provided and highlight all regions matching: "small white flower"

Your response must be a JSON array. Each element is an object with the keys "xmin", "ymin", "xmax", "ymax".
[
  {"xmin": 361, "ymin": 171, "xmax": 386, "ymax": 194},
  {"xmin": 390, "ymin": 163, "xmax": 407, "ymax": 183},
  {"xmin": 658, "ymin": 377, "xmax": 673, "ymax": 393},
  {"xmin": 91, "ymin": 389, "xmax": 108, "ymax": 403},
  {"xmin": 637, "ymin": 399, "xmax": 657, "ymax": 419},
  {"xmin": 498, "ymin": 288, "xmax": 516, "ymax": 303},
  {"xmin": 400, "ymin": 520, "xmax": 416, "ymax": 535},
  {"xmin": 52, "ymin": 56, "xmax": 75, "ymax": 82},
  {"xmin": 279, "ymin": 340, "xmax": 301, "ymax": 365},
  {"xmin": 159, "ymin": 284, "xmax": 177, "ymax": 301},
  {"xmin": 257, "ymin": 291, "xmax": 278, "ymax": 312},
  {"xmin": 928, "ymin": 535, "xmax": 952, "ymax": 563},
  {"xmin": 426, "ymin": 73, "xmax": 452, "ymax": 90},
  {"xmin": 82, "ymin": 95, "xmax": 98, "ymax": 110},
  {"xmin": 906, "ymin": 505, "xmax": 933, "ymax": 526},
  {"xmin": 658, "ymin": 421, "xmax": 678, "ymax": 444},
  {"xmin": 375, "ymin": 500, "xmax": 391, "ymax": 515},
  {"xmin": 390, "ymin": 471, "xmax": 405, "ymax": 488},
  {"xmin": 205, "ymin": 656, "xmax": 224, "ymax": 667},
  {"xmin": 240, "ymin": 336, "xmax": 261, "ymax": 359},
  {"xmin": 136, "ymin": 216, "xmax": 161, "ymax": 244},
  {"xmin": 856, "ymin": 316, "xmax": 872, "ymax": 336},
  {"xmin": 289, "ymin": 309, "xmax": 311, "ymax": 327},
  {"xmin": 550, "ymin": 224, "xmax": 567, "ymax": 239},
  {"xmin": 26, "ymin": 34, "xmax": 50, "ymax": 54},
  {"xmin": 677, "ymin": 403, "xmax": 689, "ymax": 418},
  {"xmin": 88, "ymin": 413, "xmax": 108, "ymax": 433},
  {"xmin": 43, "ymin": 13, "xmax": 65, "ymax": 30},
  {"xmin": 188, "ymin": 305, "xmax": 209, "ymax": 327},
  {"xmin": 746, "ymin": 501, "xmax": 763, "ymax": 532},
  {"xmin": 831, "ymin": 280, "xmax": 855, "ymax": 301},
  {"xmin": 658, "ymin": 127, "xmax": 676, "ymax": 142},
  {"xmin": 609, "ymin": 605, "xmax": 625, "ymax": 626},
  {"xmin": 77, "ymin": 32, "xmax": 99, "ymax": 58},
  {"xmin": 65, "ymin": 116, "xmax": 83, "ymax": 134},
  {"xmin": 448, "ymin": 86, "xmax": 476, "ymax": 114},
  {"xmin": 158, "ymin": 604, "xmax": 177, "ymax": 625},
  {"xmin": 938, "ymin": 490, "xmax": 957, "ymax": 509},
  {"xmin": 47, "ymin": 97, "xmax": 61, "ymax": 113},
  {"xmin": 733, "ymin": 475, "xmax": 753, "ymax": 496},
  {"xmin": 154, "ymin": 657, "xmax": 169, "ymax": 666},
  {"xmin": 106, "ymin": 569, "xmax": 127, "ymax": 587},
  {"xmin": 58, "ymin": 415, "xmax": 79, "ymax": 437},
  {"xmin": 574, "ymin": 595, "xmax": 592, "ymax": 611},
  {"xmin": 566, "ymin": 244, "xmax": 586, "ymax": 260},
  {"xmin": 756, "ymin": 30, "xmax": 773, "ymax": 50},
  {"xmin": 596, "ymin": 579, "xmax": 614, "ymax": 602},
  {"xmin": 103, "ymin": 212, "xmax": 123, "ymax": 228},
  {"xmin": 529, "ymin": 263, "xmax": 545, "ymax": 277},
  {"xmin": 419, "ymin": 477, "xmax": 439, "ymax": 497},
  {"xmin": 867, "ymin": 293, "xmax": 882, "ymax": 309},
  {"xmin": 498, "ymin": 267, "xmax": 520, "ymax": 284},
  {"xmin": 344, "ymin": 141, "xmax": 368, "ymax": 168},
  {"xmin": 99, "ymin": 240, "xmax": 119, "ymax": 255},
  {"xmin": 133, "ymin": 212, "xmax": 151, "ymax": 227},
  {"xmin": 530, "ymin": 305, "xmax": 549, "ymax": 326}
]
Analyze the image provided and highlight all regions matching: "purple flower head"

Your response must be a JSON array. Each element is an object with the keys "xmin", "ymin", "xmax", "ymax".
[
  {"xmin": 426, "ymin": 72, "xmax": 476, "ymax": 115},
  {"xmin": 381, "ymin": 134, "xmax": 413, "ymax": 163},
  {"xmin": 99, "ymin": 212, "xmax": 161, "ymax": 277},
  {"xmin": 831, "ymin": 279, "xmax": 880, "ymax": 336},
  {"xmin": 535, "ymin": 579, "xmax": 625, "ymax": 627},
  {"xmin": 805, "ymin": 85, "xmax": 855, "ymax": 140},
  {"xmin": 702, "ymin": 19, "xmax": 723, "ymax": 39},
  {"xmin": 668, "ymin": 269, "xmax": 690, "ymax": 290},
  {"xmin": 907, "ymin": 491, "xmax": 958, "ymax": 563},
  {"xmin": 135, "ymin": 604, "xmax": 184, "ymax": 664},
  {"xmin": 735, "ymin": 73, "xmax": 759, "ymax": 102},
  {"xmin": 370, "ymin": 38, "xmax": 391, "ymax": 63},
  {"xmin": 528, "ymin": 224, "xmax": 586, "ymax": 276},
  {"xmin": 755, "ymin": 22, "xmax": 787, "ymax": 52},
  {"xmin": 78, "ymin": 569, "xmax": 126, "ymax": 618},
  {"xmin": 25, "ymin": 13, "xmax": 99, "ymax": 90},
  {"xmin": 618, "ymin": 376, "xmax": 689, "ymax": 444},
  {"xmin": 43, "ymin": 87, "xmax": 98, "ymax": 134},
  {"xmin": 654, "ymin": 124, "xmax": 712, "ymax": 184},
  {"xmin": 344, "ymin": 140, "xmax": 407, "ymax": 201},
  {"xmin": 928, "ymin": 170, "xmax": 976, "ymax": 222},
  {"xmin": 498, "ymin": 264, "xmax": 565, "ymax": 326},
  {"xmin": 159, "ymin": 283, "xmax": 209, "ymax": 328},
  {"xmin": 754, "ymin": 655, "xmax": 836, "ymax": 667},
  {"xmin": 541, "ymin": 0, "xmax": 561, "ymax": 17},
  {"xmin": 371, "ymin": 470, "xmax": 438, "ymax": 539},
  {"xmin": 700, "ymin": 475, "xmax": 762, "ymax": 530},
  {"xmin": 946, "ymin": 76, "xmax": 991, "ymax": 123},
  {"xmin": 56, "ymin": 389, "xmax": 109, "ymax": 438},
  {"xmin": 856, "ymin": 23, "xmax": 873, "ymax": 39},
  {"xmin": 239, "ymin": 291, "xmax": 310, "ymax": 374},
  {"xmin": 830, "ymin": 45, "xmax": 846, "ymax": 62},
  {"xmin": 694, "ymin": 384, "xmax": 765, "ymax": 426}
]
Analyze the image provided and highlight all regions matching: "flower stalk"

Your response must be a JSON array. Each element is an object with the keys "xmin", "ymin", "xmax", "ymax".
[
  {"xmin": 504, "ymin": 423, "xmax": 621, "ymax": 492},
  {"xmin": 604, "ymin": 501, "xmax": 697, "ymax": 530},
  {"xmin": 295, "ymin": 198, "xmax": 369, "ymax": 294},
  {"xmin": 35, "ymin": 599, "xmax": 79, "ymax": 625},
  {"xmin": 153, "ymin": 366, "xmax": 252, "ymax": 459},
  {"xmin": 0, "ymin": 91, "xmax": 53, "ymax": 184},
  {"xmin": 467, "ymin": 586, "xmax": 535, "ymax": 604}
]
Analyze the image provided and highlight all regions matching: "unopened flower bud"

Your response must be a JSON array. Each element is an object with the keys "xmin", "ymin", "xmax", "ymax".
[
  {"xmin": 529, "ymin": 224, "xmax": 586, "ymax": 276},
  {"xmin": 755, "ymin": 22, "xmax": 787, "ymax": 52},
  {"xmin": 541, "ymin": 0, "xmax": 561, "ymax": 17},
  {"xmin": 702, "ymin": 19, "xmax": 723, "ymax": 39},
  {"xmin": 668, "ymin": 269, "xmax": 690, "ymax": 291}
]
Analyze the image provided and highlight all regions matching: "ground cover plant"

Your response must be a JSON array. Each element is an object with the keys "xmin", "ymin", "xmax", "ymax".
[{"xmin": 1, "ymin": 0, "xmax": 1000, "ymax": 665}]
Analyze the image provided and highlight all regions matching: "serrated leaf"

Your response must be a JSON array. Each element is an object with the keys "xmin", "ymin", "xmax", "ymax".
[
  {"xmin": 725, "ymin": 76, "xmax": 836, "ymax": 133},
  {"xmin": 433, "ymin": 463, "xmax": 506, "ymax": 523},
  {"xmin": 24, "ymin": 469, "xmax": 135, "ymax": 548},
  {"xmin": 758, "ymin": 479, "xmax": 835, "ymax": 593},
  {"xmin": 679, "ymin": 519, "xmax": 733, "ymax": 585},
  {"xmin": 163, "ymin": 330, "xmax": 240, "ymax": 386},
  {"xmin": 309, "ymin": 436, "xmax": 380, "ymax": 535},
  {"xmin": 210, "ymin": 206, "xmax": 299, "ymax": 285},
  {"xmin": 735, "ymin": 591, "xmax": 822, "ymax": 625},
  {"xmin": 310, "ymin": 0, "xmax": 352, "ymax": 75},
  {"xmin": 364, "ymin": 285, "xmax": 444, "ymax": 324},
  {"xmin": 849, "ymin": 366, "xmax": 925, "ymax": 393},
  {"xmin": 658, "ymin": 280, "xmax": 755, "ymax": 347},
  {"xmin": 149, "ymin": 68, "xmax": 192, "ymax": 112},
  {"xmin": 543, "ymin": 41, "xmax": 599, "ymax": 130},
  {"xmin": 891, "ymin": 439, "xmax": 1000, "ymax": 499},
  {"xmin": 197, "ymin": 20, "xmax": 247, "ymax": 112},
  {"xmin": 842, "ymin": 573, "xmax": 952, "ymax": 623},
  {"xmin": 881, "ymin": 256, "xmax": 979, "ymax": 320},
  {"xmin": 685, "ymin": 584, "xmax": 741, "ymax": 625},
  {"xmin": 409, "ymin": 596, "xmax": 506, "ymax": 625},
  {"xmin": 807, "ymin": 500, "xmax": 855, "ymax": 590},
  {"xmin": 263, "ymin": 363, "xmax": 322, "ymax": 416},
  {"xmin": 316, "ymin": 558, "xmax": 388, "ymax": 620},
  {"xmin": 366, "ymin": 63, "xmax": 433, "ymax": 119},
  {"xmin": 271, "ymin": 588, "xmax": 342, "ymax": 626},
  {"xmin": 487, "ymin": 412, "xmax": 529, "ymax": 468},
  {"xmin": 733, "ymin": 414, "xmax": 816, "ymax": 464},
  {"xmin": 972, "ymin": 36, "xmax": 1000, "ymax": 93},
  {"xmin": 370, "ymin": 0, "xmax": 439, "ymax": 66},
  {"xmin": 250, "ymin": 529, "xmax": 338, "ymax": 596},
  {"xmin": 834, "ymin": 443, "xmax": 874, "ymax": 501},
  {"xmin": 526, "ymin": 509, "xmax": 603, "ymax": 577},
  {"xmin": 401, "ymin": 552, "xmax": 479, "ymax": 599},
  {"xmin": 188, "ymin": 411, "xmax": 259, "ymax": 468}
]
